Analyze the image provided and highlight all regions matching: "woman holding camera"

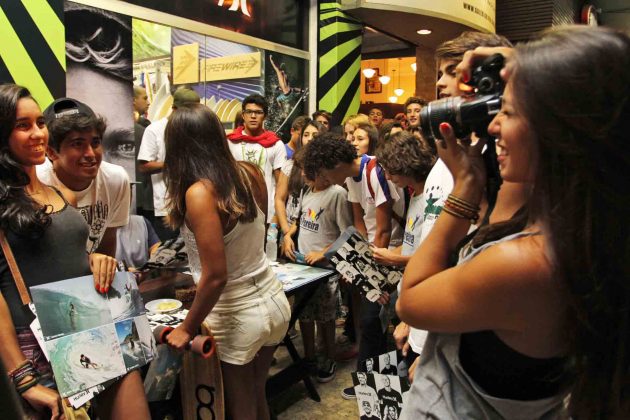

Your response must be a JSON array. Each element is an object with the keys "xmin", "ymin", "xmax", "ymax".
[{"xmin": 398, "ymin": 26, "xmax": 629, "ymax": 419}]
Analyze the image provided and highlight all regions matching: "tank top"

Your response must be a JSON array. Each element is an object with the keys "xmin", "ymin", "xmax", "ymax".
[
  {"xmin": 401, "ymin": 231, "xmax": 568, "ymax": 420},
  {"xmin": 182, "ymin": 206, "xmax": 270, "ymax": 290},
  {"xmin": 0, "ymin": 189, "xmax": 91, "ymax": 328}
]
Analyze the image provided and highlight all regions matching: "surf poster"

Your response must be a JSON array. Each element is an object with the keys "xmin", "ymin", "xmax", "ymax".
[{"xmin": 31, "ymin": 272, "xmax": 156, "ymax": 397}]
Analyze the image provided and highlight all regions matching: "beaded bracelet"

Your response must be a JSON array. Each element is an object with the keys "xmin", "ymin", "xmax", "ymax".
[
  {"xmin": 16, "ymin": 376, "xmax": 39, "ymax": 395},
  {"xmin": 443, "ymin": 197, "xmax": 480, "ymax": 223},
  {"xmin": 447, "ymin": 194, "xmax": 480, "ymax": 212},
  {"xmin": 7, "ymin": 360, "xmax": 31, "ymax": 377}
]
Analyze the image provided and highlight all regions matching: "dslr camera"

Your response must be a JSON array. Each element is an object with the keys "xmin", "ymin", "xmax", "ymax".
[
  {"xmin": 420, "ymin": 53, "xmax": 505, "ymax": 142},
  {"xmin": 420, "ymin": 53, "xmax": 506, "ymax": 211}
]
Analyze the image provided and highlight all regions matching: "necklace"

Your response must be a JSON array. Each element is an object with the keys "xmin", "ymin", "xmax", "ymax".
[{"xmin": 27, "ymin": 185, "xmax": 52, "ymax": 207}]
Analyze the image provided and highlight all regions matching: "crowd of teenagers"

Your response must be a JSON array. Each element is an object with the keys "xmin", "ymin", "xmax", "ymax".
[{"xmin": 0, "ymin": 24, "xmax": 628, "ymax": 420}]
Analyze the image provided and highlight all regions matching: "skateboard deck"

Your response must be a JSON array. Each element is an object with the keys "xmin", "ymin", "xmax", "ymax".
[
  {"xmin": 179, "ymin": 322, "xmax": 225, "ymax": 420},
  {"xmin": 146, "ymin": 309, "xmax": 223, "ymax": 420}
]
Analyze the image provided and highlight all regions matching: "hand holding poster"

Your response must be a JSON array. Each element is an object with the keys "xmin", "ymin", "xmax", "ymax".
[{"xmin": 324, "ymin": 227, "xmax": 403, "ymax": 302}]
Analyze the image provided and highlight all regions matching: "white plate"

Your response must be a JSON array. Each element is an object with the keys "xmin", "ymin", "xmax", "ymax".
[{"xmin": 145, "ymin": 298, "xmax": 182, "ymax": 314}]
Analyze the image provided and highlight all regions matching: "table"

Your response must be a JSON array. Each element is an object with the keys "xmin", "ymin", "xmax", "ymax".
[
  {"xmin": 267, "ymin": 263, "xmax": 336, "ymax": 403},
  {"xmin": 138, "ymin": 263, "xmax": 336, "ymax": 405}
]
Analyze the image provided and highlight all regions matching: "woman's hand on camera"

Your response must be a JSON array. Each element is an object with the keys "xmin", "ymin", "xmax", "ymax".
[
  {"xmin": 22, "ymin": 384, "xmax": 65, "ymax": 419},
  {"xmin": 437, "ymin": 123, "xmax": 487, "ymax": 195},
  {"xmin": 456, "ymin": 46, "xmax": 514, "ymax": 85},
  {"xmin": 89, "ymin": 253, "xmax": 117, "ymax": 293}
]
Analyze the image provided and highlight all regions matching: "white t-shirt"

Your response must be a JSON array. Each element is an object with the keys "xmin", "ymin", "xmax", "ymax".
[
  {"xmin": 297, "ymin": 185, "xmax": 352, "ymax": 257},
  {"xmin": 404, "ymin": 158, "xmax": 454, "ymax": 354},
  {"xmin": 137, "ymin": 117, "xmax": 168, "ymax": 216},
  {"xmin": 228, "ymin": 139, "xmax": 287, "ymax": 222},
  {"xmin": 346, "ymin": 155, "xmax": 404, "ymax": 248},
  {"xmin": 38, "ymin": 160, "xmax": 130, "ymax": 253},
  {"xmin": 401, "ymin": 193, "xmax": 425, "ymax": 257},
  {"xmin": 419, "ymin": 158, "xmax": 453, "ymax": 242}
]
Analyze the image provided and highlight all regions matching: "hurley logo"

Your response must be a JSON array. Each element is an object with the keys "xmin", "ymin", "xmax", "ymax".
[{"xmin": 217, "ymin": 0, "xmax": 252, "ymax": 17}]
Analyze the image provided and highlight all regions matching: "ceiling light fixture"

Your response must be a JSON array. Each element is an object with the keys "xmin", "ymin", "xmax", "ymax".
[
  {"xmin": 379, "ymin": 75, "xmax": 391, "ymax": 85},
  {"xmin": 411, "ymin": 63, "xmax": 417, "ymax": 72},
  {"xmin": 362, "ymin": 68, "xmax": 376, "ymax": 79},
  {"xmin": 417, "ymin": 29, "xmax": 432, "ymax": 35},
  {"xmin": 388, "ymin": 96, "xmax": 398, "ymax": 103},
  {"xmin": 394, "ymin": 58, "xmax": 404, "ymax": 97}
]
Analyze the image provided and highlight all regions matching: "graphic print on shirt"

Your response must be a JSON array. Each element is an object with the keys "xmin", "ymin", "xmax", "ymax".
[
  {"xmin": 300, "ymin": 207, "xmax": 325, "ymax": 232},
  {"xmin": 78, "ymin": 201, "xmax": 109, "ymax": 253},
  {"xmin": 423, "ymin": 184, "xmax": 445, "ymax": 223},
  {"xmin": 403, "ymin": 214, "xmax": 420, "ymax": 248},
  {"xmin": 242, "ymin": 144, "xmax": 266, "ymax": 168}
]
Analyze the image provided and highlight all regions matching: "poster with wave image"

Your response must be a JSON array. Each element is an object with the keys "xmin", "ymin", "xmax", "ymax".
[
  {"xmin": 47, "ymin": 325, "xmax": 127, "ymax": 397},
  {"xmin": 31, "ymin": 272, "xmax": 152, "ymax": 396}
]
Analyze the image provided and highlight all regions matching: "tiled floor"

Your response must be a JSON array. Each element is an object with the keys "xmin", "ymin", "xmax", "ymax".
[{"xmin": 269, "ymin": 326, "xmax": 360, "ymax": 419}]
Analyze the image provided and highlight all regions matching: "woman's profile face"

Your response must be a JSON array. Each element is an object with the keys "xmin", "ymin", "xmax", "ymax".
[
  {"xmin": 488, "ymin": 81, "xmax": 537, "ymax": 183},
  {"xmin": 9, "ymin": 98, "xmax": 48, "ymax": 167},
  {"xmin": 352, "ymin": 127, "xmax": 371, "ymax": 156},
  {"xmin": 301, "ymin": 125, "xmax": 319, "ymax": 146},
  {"xmin": 344, "ymin": 123, "xmax": 355, "ymax": 142}
]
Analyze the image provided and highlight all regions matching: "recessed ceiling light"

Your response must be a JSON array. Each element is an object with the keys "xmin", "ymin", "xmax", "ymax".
[{"xmin": 417, "ymin": 29, "xmax": 432, "ymax": 35}]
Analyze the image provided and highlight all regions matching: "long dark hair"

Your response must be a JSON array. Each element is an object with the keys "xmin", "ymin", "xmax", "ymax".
[
  {"xmin": 163, "ymin": 104, "xmax": 257, "ymax": 227},
  {"xmin": 513, "ymin": 26, "xmax": 630, "ymax": 418},
  {"xmin": 0, "ymin": 84, "xmax": 50, "ymax": 236},
  {"xmin": 288, "ymin": 119, "xmax": 326, "ymax": 194}
]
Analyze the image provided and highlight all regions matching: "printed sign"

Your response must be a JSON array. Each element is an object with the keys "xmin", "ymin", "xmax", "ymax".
[{"xmin": 203, "ymin": 51, "xmax": 262, "ymax": 82}]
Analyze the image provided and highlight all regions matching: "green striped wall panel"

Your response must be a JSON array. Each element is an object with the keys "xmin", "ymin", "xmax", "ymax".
[
  {"xmin": 0, "ymin": 0, "xmax": 65, "ymax": 108},
  {"xmin": 317, "ymin": 0, "xmax": 363, "ymax": 126}
]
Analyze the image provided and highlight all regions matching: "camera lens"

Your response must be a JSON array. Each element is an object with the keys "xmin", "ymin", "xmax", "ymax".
[{"xmin": 420, "ymin": 97, "xmax": 466, "ymax": 141}]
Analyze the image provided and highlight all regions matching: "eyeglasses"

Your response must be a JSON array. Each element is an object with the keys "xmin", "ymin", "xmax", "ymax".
[{"xmin": 243, "ymin": 109, "xmax": 265, "ymax": 116}]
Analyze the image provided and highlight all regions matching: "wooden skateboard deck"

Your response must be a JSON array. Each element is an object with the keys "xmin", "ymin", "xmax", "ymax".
[{"xmin": 179, "ymin": 322, "xmax": 225, "ymax": 420}]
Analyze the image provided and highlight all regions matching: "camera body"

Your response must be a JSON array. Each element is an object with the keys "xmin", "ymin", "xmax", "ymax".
[
  {"xmin": 420, "ymin": 53, "xmax": 505, "ymax": 142},
  {"xmin": 419, "ymin": 53, "xmax": 507, "ymax": 215}
]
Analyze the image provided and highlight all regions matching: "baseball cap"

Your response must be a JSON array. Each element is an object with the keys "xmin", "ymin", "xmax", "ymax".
[
  {"xmin": 172, "ymin": 88, "xmax": 200, "ymax": 108},
  {"xmin": 43, "ymin": 97, "xmax": 96, "ymax": 126}
]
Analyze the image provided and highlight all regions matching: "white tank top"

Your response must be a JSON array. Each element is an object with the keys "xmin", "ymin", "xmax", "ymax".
[{"xmin": 182, "ymin": 207, "xmax": 270, "ymax": 287}]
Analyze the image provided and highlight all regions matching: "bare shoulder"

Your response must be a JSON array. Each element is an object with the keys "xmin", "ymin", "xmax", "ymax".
[
  {"xmin": 467, "ymin": 233, "xmax": 556, "ymax": 292},
  {"xmin": 185, "ymin": 180, "xmax": 217, "ymax": 206}
]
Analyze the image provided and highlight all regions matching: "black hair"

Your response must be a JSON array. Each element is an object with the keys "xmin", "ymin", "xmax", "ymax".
[
  {"xmin": 0, "ymin": 84, "xmax": 51, "ymax": 236},
  {"xmin": 302, "ymin": 132, "xmax": 356, "ymax": 181},
  {"xmin": 47, "ymin": 114, "xmax": 107, "ymax": 151},
  {"xmin": 242, "ymin": 93, "xmax": 268, "ymax": 115}
]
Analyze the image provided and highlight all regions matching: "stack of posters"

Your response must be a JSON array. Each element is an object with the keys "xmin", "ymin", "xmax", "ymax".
[
  {"xmin": 352, "ymin": 350, "xmax": 411, "ymax": 420},
  {"xmin": 324, "ymin": 227, "xmax": 403, "ymax": 302},
  {"xmin": 30, "ymin": 272, "xmax": 155, "ymax": 397}
]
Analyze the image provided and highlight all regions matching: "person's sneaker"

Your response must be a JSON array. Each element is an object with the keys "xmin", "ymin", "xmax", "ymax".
[
  {"xmin": 316, "ymin": 360, "xmax": 337, "ymax": 383},
  {"xmin": 288, "ymin": 327, "xmax": 299, "ymax": 340},
  {"xmin": 341, "ymin": 386, "xmax": 356, "ymax": 399}
]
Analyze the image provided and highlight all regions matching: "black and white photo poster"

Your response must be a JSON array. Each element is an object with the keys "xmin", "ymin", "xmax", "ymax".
[{"xmin": 325, "ymin": 227, "xmax": 402, "ymax": 302}]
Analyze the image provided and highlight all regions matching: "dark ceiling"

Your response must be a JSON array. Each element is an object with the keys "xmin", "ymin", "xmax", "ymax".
[{"xmin": 344, "ymin": 7, "xmax": 475, "ymax": 55}]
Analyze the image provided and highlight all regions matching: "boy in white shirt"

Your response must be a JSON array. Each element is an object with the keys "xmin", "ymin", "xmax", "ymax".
[{"xmin": 40, "ymin": 98, "xmax": 129, "ymax": 256}]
